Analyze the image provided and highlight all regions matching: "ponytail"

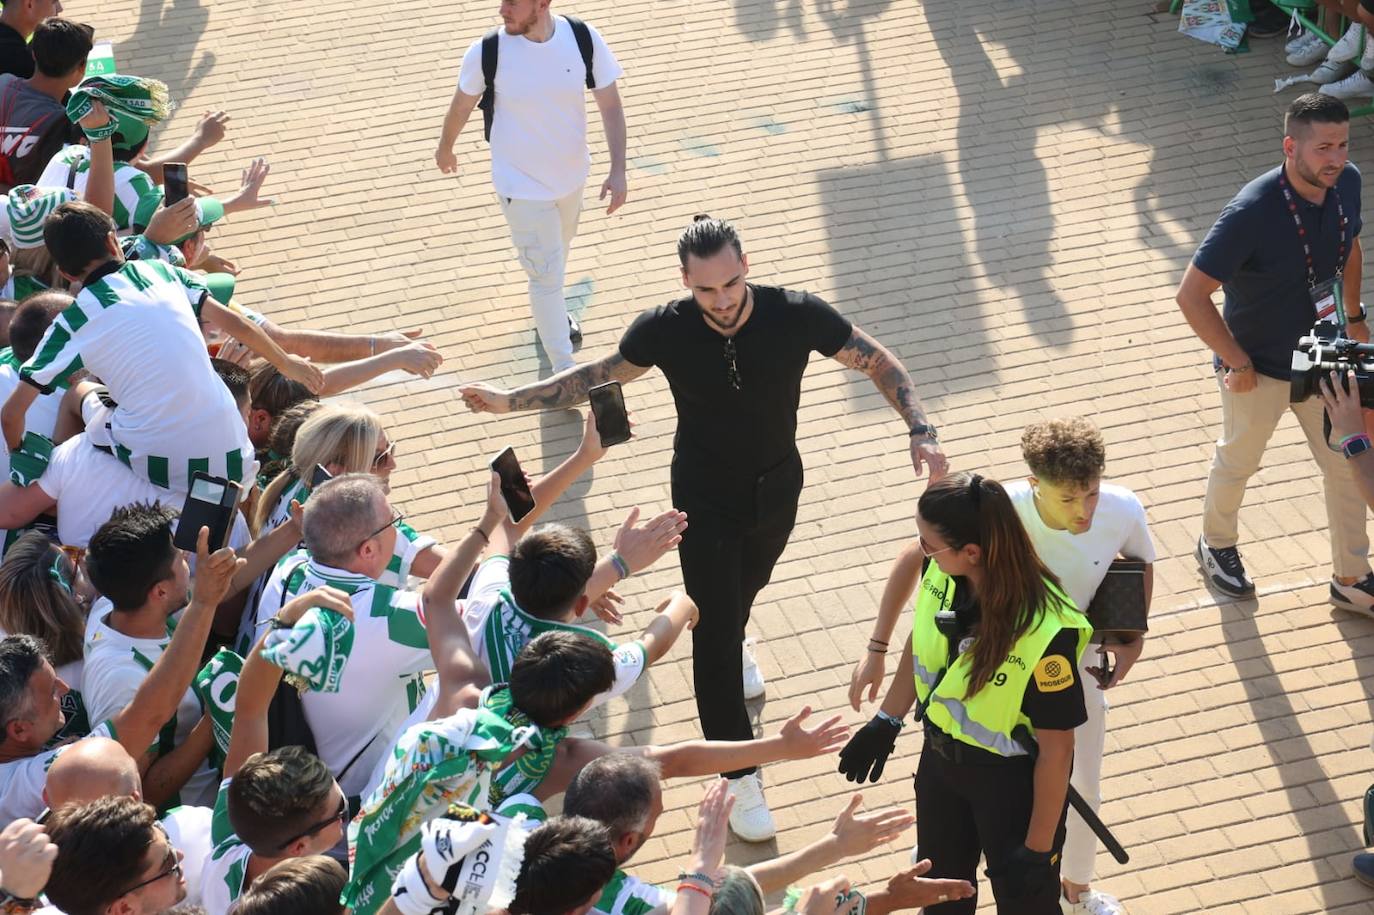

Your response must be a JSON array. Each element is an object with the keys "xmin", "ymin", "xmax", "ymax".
[{"xmin": 917, "ymin": 472, "xmax": 1064, "ymax": 698}]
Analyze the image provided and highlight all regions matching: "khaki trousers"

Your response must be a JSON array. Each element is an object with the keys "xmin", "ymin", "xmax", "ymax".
[{"xmin": 1201, "ymin": 369, "xmax": 1371, "ymax": 578}]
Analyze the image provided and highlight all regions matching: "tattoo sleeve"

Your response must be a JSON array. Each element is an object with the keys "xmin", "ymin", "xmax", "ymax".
[
  {"xmin": 508, "ymin": 352, "xmax": 649, "ymax": 411},
  {"xmin": 834, "ymin": 328, "xmax": 929, "ymax": 429}
]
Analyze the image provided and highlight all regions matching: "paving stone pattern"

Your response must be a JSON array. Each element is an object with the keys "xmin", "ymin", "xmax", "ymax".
[{"xmin": 89, "ymin": 0, "xmax": 1374, "ymax": 909}]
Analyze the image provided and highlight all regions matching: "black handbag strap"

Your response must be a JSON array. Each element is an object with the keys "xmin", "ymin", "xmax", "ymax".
[{"xmin": 478, "ymin": 16, "xmax": 596, "ymax": 143}]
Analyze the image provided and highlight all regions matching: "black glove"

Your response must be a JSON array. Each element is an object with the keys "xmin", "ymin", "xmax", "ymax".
[
  {"xmin": 985, "ymin": 845, "xmax": 1056, "ymax": 898},
  {"xmin": 836, "ymin": 715, "xmax": 900, "ymax": 783}
]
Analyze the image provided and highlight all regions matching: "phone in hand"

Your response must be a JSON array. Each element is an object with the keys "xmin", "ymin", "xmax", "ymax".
[
  {"xmin": 1086, "ymin": 646, "xmax": 1115, "ymax": 688},
  {"xmin": 173, "ymin": 472, "xmax": 241, "ymax": 552},
  {"xmin": 490, "ymin": 447, "xmax": 536, "ymax": 522},
  {"xmin": 163, "ymin": 162, "xmax": 190, "ymax": 206},
  {"xmin": 310, "ymin": 463, "xmax": 333, "ymax": 489},
  {"xmin": 588, "ymin": 381, "xmax": 631, "ymax": 447}
]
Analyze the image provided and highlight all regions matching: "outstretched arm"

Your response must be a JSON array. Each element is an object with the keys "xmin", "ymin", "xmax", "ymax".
[
  {"xmin": 831, "ymin": 326, "xmax": 947, "ymax": 480},
  {"xmin": 459, "ymin": 350, "xmax": 649, "ymax": 414}
]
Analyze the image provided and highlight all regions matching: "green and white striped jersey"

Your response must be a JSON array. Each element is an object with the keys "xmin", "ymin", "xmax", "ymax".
[
  {"xmin": 202, "ymin": 777, "xmax": 252, "ymax": 915},
  {"xmin": 38, "ymin": 145, "xmax": 162, "ymax": 231},
  {"xmin": 593, "ymin": 870, "xmax": 674, "ymax": 915},
  {"xmin": 0, "ymin": 272, "xmax": 47, "ymax": 300},
  {"xmin": 20, "ymin": 259, "xmax": 256, "ymax": 494}
]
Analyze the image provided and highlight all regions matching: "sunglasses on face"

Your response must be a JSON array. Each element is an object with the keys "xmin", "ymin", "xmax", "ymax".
[
  {"xmin": 275, "ymin": 793, "xmax": 349, "ymax": 852},
  {"xmin": 372, "ymin": 440, "xmax": 396, "ymax": 468},
  {"xmin": 118, "ymin": 830, "xmax": 181, "ymax": 898}
]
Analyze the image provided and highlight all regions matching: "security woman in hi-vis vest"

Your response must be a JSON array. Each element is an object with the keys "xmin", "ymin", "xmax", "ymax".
[{"xmin": 837, "ymin": 472, "xmax": 1092, "ymax": 914}]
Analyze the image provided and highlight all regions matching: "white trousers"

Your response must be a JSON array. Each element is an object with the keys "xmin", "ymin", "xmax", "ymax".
[
  {"xmin": 1062, "ymin": 648, "xmax": 1108, "ymax": 885},
  {"xmin": 498, "ymin": 188, "xmax": 585, "ymax": 373}
]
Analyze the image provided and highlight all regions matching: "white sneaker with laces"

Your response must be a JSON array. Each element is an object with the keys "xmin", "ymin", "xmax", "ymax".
[
  {"xmin": 1321, "ymin": 69, "xmax": 1374, "ymax": 98},
  {"xmin": 1331, "ymin": 573, "xmax": 1374, "ymax": 617},
  {"xmin": 1287, "ymin": 28, "xmax": 1313, "ymax": 53},
  {"xmin": 742, "ymin": 637, "xmax": 765, "ymax": 700},
  {"xmin": 1311, "ymin": 59, "xmax": 1358, "ymax": 84},
  {"xmin": 726, "ymin": 772, "xmax": 777, "ymax": 841},
  {"xmin": 1287, "ymin": 31, "xmax": 1329, "ymax": 66},
  {"xmin": 1330, "ymin": 23, "xmax": 1366, "ymax": 62},
  {"xmin": 1360, "ymin": 34, "xmax": 1374, "ymax": 70},
  {"xmin": 1061, "ymin": 889, "xmax": 1127, "ymax": 915}
]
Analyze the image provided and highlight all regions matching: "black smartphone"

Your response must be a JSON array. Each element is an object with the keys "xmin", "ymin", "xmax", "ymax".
[
  {"xmin": 163, "ymin": 162, "xmax": 189, "ymax": 206},
  {"xmin": 588, "ymin": 381, "xmax": 632, "ymax": 448},
  {"xmin": 490, "ymin": 447, "xmax": 536, "ymax": 522},
  {"xmin": 310, "ymin": 463, "xmax": 332, "ymax": 488},
  {"xmin": 1086, "ymin": 647, "xmax": 1115, "ymax": 688},
  {"xmin": 173, "ymin": 472, "xmax": 241, "ymax": 552}
]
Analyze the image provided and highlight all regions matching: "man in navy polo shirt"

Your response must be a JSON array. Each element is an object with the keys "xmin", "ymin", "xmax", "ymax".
[{"xmin": 1176, "ymin": 93, "xmax": 1374, "ymax": 614}]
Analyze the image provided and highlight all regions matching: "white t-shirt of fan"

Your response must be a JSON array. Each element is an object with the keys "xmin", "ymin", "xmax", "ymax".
[{"xmin": 457, "ymin": 16, "xmax": 623, "ymax": 200}]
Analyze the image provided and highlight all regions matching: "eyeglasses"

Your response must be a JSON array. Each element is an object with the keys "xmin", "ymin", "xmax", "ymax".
[
  {"xmin": 275, "ymin": 792, "xmax": 349, "ymax": 851},
  {"xmin": 917, "ymin": 533, "xmax": 955, "ymax": 557},
  {"xmin": 372, "ymin": 440, "xmax": 396, "ymax": 469},
  {"xmin": 118, "ymin": 832, "xmax": 181, "ymax": 897},
  {"xmin": 358, "ymin": 508, "xmax": 404, "ymax": 550},
  {"xmin": 723, "ymin": 339, "xmax": 742, "ymax": 391}
]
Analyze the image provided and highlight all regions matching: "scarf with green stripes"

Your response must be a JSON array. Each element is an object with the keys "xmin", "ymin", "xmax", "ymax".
[
  {"xmin": 343, "ymin": 685, "xmax": 567, "ymax": 915},
  {"xmin": 66, "ymin": 76, "xmax": 171, "ymax": 151},
  {"xmin": 261, "ymin": 605, "xmax": 355, "ymax": 693}
]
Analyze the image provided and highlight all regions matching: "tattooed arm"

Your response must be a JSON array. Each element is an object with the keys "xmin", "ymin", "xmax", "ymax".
[
  {"xmin": 832, "ymin": 327, "xmax": 949, "ymax": 480},
  {"xmin": 458, "ymin": 350, "xmax": 651, "ymax": 413}
]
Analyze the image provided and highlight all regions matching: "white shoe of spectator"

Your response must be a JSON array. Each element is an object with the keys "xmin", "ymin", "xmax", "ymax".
[
  {"xmin": 1331, "ymin": 573, "xmax": 1374, "ymax": 617},
  {"xmin": 742, "ymin": 637, "xmax": 765, "ymax": 700},
  {"xmin": 1360, "ymin": 34, "xmax": 1374, "ymax": 70},
  {"xmin": 1061, "ymin": 889, "xmax": 1127, "ymax": 915},
  {"xmin": 727, "ymin": 772, "xmax": 777, "ymax": 842},
  {"xmin": 1287, "ymin": 31, "xmax": 1329, "ymax": 66},
  {"xmin": 1329, "ymin": 22, "xmax": 1366, "ymax": 62},
  {"xmin": 1320, "ymin": 69, "xmax": 1374, "ymax": 98},
  {"xmin": 1311, "ymin": 58, "xmax": 1357, "ymax": 84},
  {"xmin": 1287, "ymin": 28, "xmax": 1313, "ymax": 53}
]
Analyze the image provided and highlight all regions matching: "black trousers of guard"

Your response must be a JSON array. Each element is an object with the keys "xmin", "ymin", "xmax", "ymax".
[
  {"xmin": 914, "ymin": 732, "xmax": 1069, "ymax": 914},
  {"xmin": 672, "ymin": 449, "xmax": 803, "ymax": 778}
]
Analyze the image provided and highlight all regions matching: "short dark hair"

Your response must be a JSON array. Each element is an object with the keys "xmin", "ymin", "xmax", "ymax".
[
  {"xmin": 1285, "ymin": 92, "xmax": 1350, "ymax": 138},
  {"xmin": 210, "ymin": 357, "xmax": 251, "ymax": 408},
  {"xmin": 85, "ymin": 502, "xmax": 179, "ymax": 611},
  {"xmin": 9, "ymin": 291, "xmax": 71, "ymax": 362},
  {"xmin": 234, "ymin": 856, "xmax": 347, "ymax": 915},
  {"xmin": 677, "ymin": 214, "xmax": 743, "ymax": 267},
  {"xmin": 44, "ymin": 201, "xmax": 116, "ymax": 277},
  {"xmin": 249, "ymin": 363, "xmax": 312, "ymax": 420},
  {"xmin": 508, "ymin": 631, "xmax": 614, "ymax": 727},
  {"xmin": 508, "ymin": 524, "xmax": 597, "ymax": 618},
  {"xmin": 0, "ymin": 634, "xmax": 45, "ymax": 745},
  {"xmin": 1020, "ymin": 418, "xmax": 1106, "ymax": 487},
  {"xmin": 564, "ymin": 754, "xmax": 661, "ymax": 839},
  {"xmin": 509, "ymin": 816, "xmax": 616, "ymax": 915},
  {"xmin": 45, "ymin": 795, "xmax": 160, "ymax": 915},
  {"xmin": 228, "ymin": 746, "xmax": 336, "ymax": 855},
  {"xmin": 30, "ymin": 18, "xmax": 93, "ymax": 78}
]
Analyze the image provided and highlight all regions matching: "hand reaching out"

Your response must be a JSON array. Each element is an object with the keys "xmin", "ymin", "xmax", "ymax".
[
  {"xmin": 612, "ymin": 506, "xmax": 688, "ymax": 575},
  {"xmin": 779, "ymin": 706, "xmax": 850, "ymax": 760}
]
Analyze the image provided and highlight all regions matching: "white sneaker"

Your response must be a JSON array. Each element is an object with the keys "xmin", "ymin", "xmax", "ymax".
[
  {"xmin": 1360, "ymin": 34, "xmax": 1374, "ymax": 70},
  {"xmin": 1287, "ymin": 31, "xmax": 1329, "ymax": 66},
  {"xmin": 1311, "ymin": 59, "xmax": 1358, "ymax": 84},
  {"xmin": 726, "ymin": 772, "xmax": 777, "ymax": 841},
  {"xmin": 1321, "ymin": 69, "xmax": 1374, "ymax": 98},
  {"xmin": 1330, "ymin": 573, "xmax": 1374, "ymax": 617},
  {"xmin": 1061, "ymin": 889, "xmax": 1127, "ymax": 915},
  {"xmin": 741, "ymin": 637, "xmax": 765, "ymax": 700},
  {"xmin": 1287, "ymin": 28, "xmax": 1313, "ymax": 53},
  {"xmin": 1330, "ymin": 22, "xmax": 1366, "ymax": 62}
]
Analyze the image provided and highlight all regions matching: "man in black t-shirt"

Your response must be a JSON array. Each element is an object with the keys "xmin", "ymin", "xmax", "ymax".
[
  {"xmin": 459, "ymin": 215, "xmax": 948, "ymax": 842},
  {"xmin": 0, "ymin": 0, "xmax": 64, "ymax": 79},
  {"xmin": 0, "ymin": 18, "xmax": 88, "ymax": 190}
]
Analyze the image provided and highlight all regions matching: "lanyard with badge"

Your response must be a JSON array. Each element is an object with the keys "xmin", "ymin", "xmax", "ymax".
[{"xmin": 1279, "ymin": 169, "xmax": 1348, "ymax": 325}]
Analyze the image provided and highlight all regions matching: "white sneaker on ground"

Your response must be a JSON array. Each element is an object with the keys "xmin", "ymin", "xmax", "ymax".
[
  {"xmin": 1061, "ymin": 889, "xmax": 1127, "ymax": 915},
  {"xmin": 726, "ymin": 772, "xmax": 777, "ymax": 841},
  {"xmin": 1331, "ymin": 573, "xmax": 1374, "ymax": 618},
  {"xmin": 1287, "ymin": 31, "xmax": 1328, "ymax": 66},
  {"xmin": 742, "ymin": 637, "xmax": 765, "ymax": 700},
  {"xmin": 1360, "ymin": 34, "xmax": 1374, "ymax": 70},
  {"xmin": 1287, "ymin": 28, "xmax": 1313, "ymax": 53},
  {"xmin": 1311, "ymin": 59, "xmax": 1358, "ymax": 84},
  {"xmin": 1321, "ymin": 70, "xmax": 1374, "ymax": 98},
  {"xmin": 1330, "ymin": 22, "xmax": 1366, "ymax": 62}
]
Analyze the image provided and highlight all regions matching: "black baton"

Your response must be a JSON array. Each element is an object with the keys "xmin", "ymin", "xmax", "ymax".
[{"xmin": 1011, "ymin": 725, "xmax": 1130, "ymax": 865}]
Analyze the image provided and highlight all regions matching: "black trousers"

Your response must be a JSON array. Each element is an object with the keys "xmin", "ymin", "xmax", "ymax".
[
  {"xmin": 914, "ymin": 739, "xmax": 1068, "ymax": 914},
  {"xmin": 673, "ymin": 450, "xmax": 803, "ymax": 778}
]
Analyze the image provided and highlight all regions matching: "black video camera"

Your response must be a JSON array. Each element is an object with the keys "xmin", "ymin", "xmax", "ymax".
[{"xmin": 1290, "ymin": 321, "xmax": 1374, "ymax": 408}]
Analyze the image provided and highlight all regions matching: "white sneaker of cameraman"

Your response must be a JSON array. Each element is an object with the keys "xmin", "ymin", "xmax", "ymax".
[
  {"xmin": 742, "ymin": 637, "xmax": 765, "ymax": 700},
  {"xmin": 727, "ymin": 772, "xmax": 777, "ymax": 841},
  {"xmin": 1061, "ymin": 889, "xmax": 1127, "ymax": 915}
]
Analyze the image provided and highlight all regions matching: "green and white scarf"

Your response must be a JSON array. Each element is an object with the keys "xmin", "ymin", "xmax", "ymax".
[
  {"xmin": 66, "ymin": 74, "xmax": 172, "ymax": 126},
  {"xmin": 261, "ymin": 606, "xmax": 355, "ymax": 693},
  {"xmin": 191, "ymin": 648, "xmax": 243, "ymax": 770}
]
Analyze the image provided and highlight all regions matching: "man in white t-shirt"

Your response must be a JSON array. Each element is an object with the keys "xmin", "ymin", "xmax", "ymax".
[
  {"xmin": 436, "ymin": 0, "xmax": 627, "ymax": 373},
  {"xmin": 1007, "ymin": 418, "xmax": 1155, "ymax": 915},
  {"xmin": 0, "ymin": 533, "xmax": 239, "ymax": 824}
]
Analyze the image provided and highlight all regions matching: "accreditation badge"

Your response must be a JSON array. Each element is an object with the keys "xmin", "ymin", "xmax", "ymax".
[{"xmin": 1311, "ymin": 275, "xmax": 1342, "ymax": 323}]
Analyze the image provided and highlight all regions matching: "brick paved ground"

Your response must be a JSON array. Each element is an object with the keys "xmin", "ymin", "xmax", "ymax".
[{"xmin": 85, "ymin": 0, "xmax": 1374, "ymax": 909}]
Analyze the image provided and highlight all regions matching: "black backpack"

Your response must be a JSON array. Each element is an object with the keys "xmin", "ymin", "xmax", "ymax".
[{"xmin": 478, "ymin": 15, "xmax": 595, "ymax": 142}]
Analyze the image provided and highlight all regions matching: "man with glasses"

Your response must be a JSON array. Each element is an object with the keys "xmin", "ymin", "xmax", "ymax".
[
  {"xmin": 459, "ymin": 214, "xmax": 949, "ymax": 841},
  {"xmin": 251, "ymin": 473, "xmax": 440, "ymax": 801},
  {"xmin": 43, "ymin": 795, "xmax": 189, "ymax": 915}
]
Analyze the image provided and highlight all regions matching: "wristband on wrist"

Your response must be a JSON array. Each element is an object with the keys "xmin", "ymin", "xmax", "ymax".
[
  {"xmin": 1349, "ymin": 303, "xmax": 1369, "ymax": 323},
  {"xmin": 868, "ymin": 637, "xmax": 888, "ymax": 646},
  {"xmin": 677, "ymin": 884, "xmax": 713, "ymax": 900},
  {"xmin": 1343, "ymin": 434, "xmax": 1372, "ymax": 458},
  {"xmin": 677, "ymin": 871, "xmax": 717, "ymax": 887},
  {"xmin": 0, "ymin": 893, "xmax": 42, "ymax": 915},
  {"xmin": 1227, "ymin": 361, "xmax": 1253, "ymax": 374},
  {"xmin": 876, "ymin": 710, "xmax": 905, "ymax": 730},
  {"xmin": 908, "ymin": 422, "xmax": 938, "ymax": 440},
  {"xmin": 81, "ymin": 120, "xmax": 117, "ymax": 142},
  {"xmin": 608, "ymin": 551, "xmax": 630, "ymax": 579},
  {"xmin": 471, "ymin": 526, "xmax": 490, "ymax": 545}
]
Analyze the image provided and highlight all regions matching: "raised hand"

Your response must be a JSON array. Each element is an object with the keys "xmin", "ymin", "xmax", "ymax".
[
  {"xmin": 827, "ymin": 793, "xmax": 915, "ymax": 858},
  {"xmin": 779, "ymin": 706, "xmax": 851, "ymax": 759}
]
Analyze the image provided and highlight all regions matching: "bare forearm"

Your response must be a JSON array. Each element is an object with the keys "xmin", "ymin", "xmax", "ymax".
[
  {"xmin": 507, "ymin": 353, "xmax": 645, "ymax": 411},
  {"xmin": 270, "ymin": 325, "xmax": 376, "ymax": 363},
  {"xmin": 83, "ymin": 138, "xmax": 114, "ymax": 218},
  {"xmin": 439, "ymin": 91, "xmax": 479, "ymax": 148},
  {"xmin": 519, "ymin": 446, "xmax": 599, "ymax": 534},
  {"xmin": 1345, "ymin": 238, "xmax": 1362, "ymax": 319},
  {"xmin": 880, "ymin": 639, "xmax": 918, "ymax": 719},
  {"xmin": 1026, "ymin": 740, "xmax": 1073, "ymax": 851},
  {"xmin": 212, "ymin": 304, "xmax": 297, "ymax": 372},
  {"xmin": 869, "ymin": 350, "xmax": 930, "ymax": 429},
  {"xmin": 581, "ymin": 558, "xmax": 621, "ymax": 604},
  {"xmin": 649, "ymin": 734, "xmax": 789, "ymax": 779},
  {"xmin": 1177, "ymin": 292, "xmax": 1248, "ymax": 366},
  {"xmin": 118, "ymin": 600, "xmax": 215, "ymax": 756},
  {"xmin": 142, "ymin": 717, "xmax": 212, "ymax": 809},
  {"xmin": 599, "ymin": 103, "xmax": 626, "ymax": 174},
  {"xmin": 640, "ymin": 592, "xmax": 694, "ymax": 666},
  {"xmin": 229, "ymin": 521, "xmax": 300, "ymax": 595},
  {"xmin": 319, "ymin": 352, "xmax": 404, "ymax": 395},
  {"xmin": 748, "ymin": 835, "xmax": 841, "ymax": 895},
  {"xmin": 872, "ymin": 544, "xmax": 922, "ymax": 644},
  {"xmin": 224, "ymin": 634, "xmax": 283, "ymax": 777}
]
